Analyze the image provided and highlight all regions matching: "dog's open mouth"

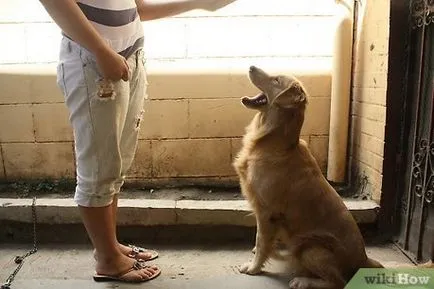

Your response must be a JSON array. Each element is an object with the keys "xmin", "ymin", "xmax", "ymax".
[{"xmin": 241, "ymin": 93, "xmax": 268, "ymax": 108}]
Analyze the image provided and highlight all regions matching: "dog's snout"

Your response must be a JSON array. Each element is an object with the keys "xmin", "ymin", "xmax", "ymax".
[{"xmin": 249, "ymin": 66, "xmax": 257, "ymax": 73}]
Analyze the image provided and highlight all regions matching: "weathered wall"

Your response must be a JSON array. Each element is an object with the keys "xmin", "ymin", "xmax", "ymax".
[
  {"xmin": 0, "ymin": 0, "xmax": 337, "ymax": 184},
  {"xmin": 350, "ymin": 0, "xmax": 390, "ymax": 202}
]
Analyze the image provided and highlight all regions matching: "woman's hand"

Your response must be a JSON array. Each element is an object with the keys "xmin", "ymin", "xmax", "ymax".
[
  {"xmin": 95, "ymin": 48, "xmax": 130, "ymax": 81},
  {"xmin": 196, "ymin": 0, "xmax": 237, "ymax": 11}
]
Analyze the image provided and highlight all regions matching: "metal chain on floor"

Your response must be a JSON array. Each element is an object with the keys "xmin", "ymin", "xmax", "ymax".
[{"xmin": 1, "ymin": 197, "xmax": 38, "ymax": 289}]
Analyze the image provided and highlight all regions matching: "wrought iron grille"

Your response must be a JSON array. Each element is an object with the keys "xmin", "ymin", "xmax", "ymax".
[
  {"xmin": 412, "ymin": 0, "xmax": 434, "ymax": 28},
  {"xmin": 401, "ymin": 0, "xmax": 434, "ymax": 263},
  {"xmin": 411, "ymin": 140, "xmax": 434, "ymax": 204}
]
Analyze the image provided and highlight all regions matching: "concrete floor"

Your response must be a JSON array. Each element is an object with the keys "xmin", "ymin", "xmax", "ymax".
[{"xmin": 0, "ymin": 243, "xmax": 413, "ymax": 289}]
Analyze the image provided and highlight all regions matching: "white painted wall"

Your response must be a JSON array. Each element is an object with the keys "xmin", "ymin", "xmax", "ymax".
[{"xmin": 0, "ymin": 0, "xmax": 337, "ymax": 65}]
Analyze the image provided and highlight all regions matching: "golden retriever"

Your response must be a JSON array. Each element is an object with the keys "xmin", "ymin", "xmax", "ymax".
[{"xmin": 233, "ymin": 66, "xmax": 383, "ymax": 289}]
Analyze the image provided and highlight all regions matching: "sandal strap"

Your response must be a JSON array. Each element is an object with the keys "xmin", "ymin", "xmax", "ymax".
[
  {"xmin": 128, "ymin": 245, "xmax": 157, "ymax": 260},
  {"xmin": 128, "ymin": 244, "xmax": 146, "ymax": 252},
  {"xmin": 129, "ymin": 246, "xmax": 141, "ymax": 257},
  {"xmin": 115, "ymin": 261, "xmax": 144, "ymax": 278}
]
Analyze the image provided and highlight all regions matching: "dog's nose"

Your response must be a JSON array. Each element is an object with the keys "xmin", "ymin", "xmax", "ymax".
[{"xmin": 249, "ymin": 66, "xmax": 257, "ymax": 72}]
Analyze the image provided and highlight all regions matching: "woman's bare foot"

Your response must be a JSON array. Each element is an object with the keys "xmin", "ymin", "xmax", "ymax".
[
  {"xmin": 119, "ymin": 244, "xmax": 155, "ymax": 261},
  {"xmin": 94, "ymin": 252, "xmax": 160, "ymax": 282},
  {"xmin": 94, "ymin": 243, "xmax": 156, "ymax": 262}
]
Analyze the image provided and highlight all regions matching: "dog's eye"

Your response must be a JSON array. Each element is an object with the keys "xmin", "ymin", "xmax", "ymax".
[{"xmin": 273, "ymin": 78, "xmax": 279, "ymax": 84}]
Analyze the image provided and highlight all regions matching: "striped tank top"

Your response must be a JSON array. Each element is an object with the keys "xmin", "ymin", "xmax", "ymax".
[{"xmin": 76, "ymin": 0, "xmax": 144, "ymax": 58}]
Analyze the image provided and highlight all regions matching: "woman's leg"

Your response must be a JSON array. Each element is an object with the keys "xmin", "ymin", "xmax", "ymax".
[
  {"xmin": 57, "ymin": 38, "xmax": 160, "ymax": 281},
  {"xmin": 79, "ymin": 204, "xmax": 158, "ymax": 281},
  {"xmin": 108, "ymin": 195, "xmax": 155, "ymax": 260},
  {"xmin": 104, "ymin": 50, "xmax": 155, "ymax": 261}
]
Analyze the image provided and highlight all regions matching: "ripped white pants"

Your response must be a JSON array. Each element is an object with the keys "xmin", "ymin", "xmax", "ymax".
[{"xmin": 56, "ymin": 37, "xmax": 148, "ymax": 207}]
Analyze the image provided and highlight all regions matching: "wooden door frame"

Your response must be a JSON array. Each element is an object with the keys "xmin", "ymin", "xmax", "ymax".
[{"xmin": 378, "ymin": 0, "xmax": 412, "ymax": 239}]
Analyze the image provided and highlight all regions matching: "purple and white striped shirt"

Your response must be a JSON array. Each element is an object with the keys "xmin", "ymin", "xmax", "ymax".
[{"xmin": 76, "ymin": 0, "xmax": 144, "ymax": 58}]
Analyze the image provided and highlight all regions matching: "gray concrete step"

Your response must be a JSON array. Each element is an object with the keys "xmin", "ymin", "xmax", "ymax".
[
  {"xmin": 0, "ymin": 197, "xmax": 379, "ymax": 226},
  {"xmin": 0, "ymin": 197, "xmax": 380, "ymax": 244}
]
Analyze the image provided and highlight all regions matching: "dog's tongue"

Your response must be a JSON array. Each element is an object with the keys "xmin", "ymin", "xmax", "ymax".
[{"xmin": 241, "ymin": 93, "xmax": 268, "ymax": 107}]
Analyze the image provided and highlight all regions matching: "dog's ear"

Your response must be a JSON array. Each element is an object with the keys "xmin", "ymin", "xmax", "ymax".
[{"xmin": 273, "ymin": 82, "xmax": 307, "ymax": 109}]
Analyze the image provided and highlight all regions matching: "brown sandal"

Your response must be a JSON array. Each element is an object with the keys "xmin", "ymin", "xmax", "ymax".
[
  {"xmin": 93, "ymin": 261, "xmax": 161, "ymax": 283},
  {"xmin": 127, "ymin": 244, "xmax": 159, "ymax": 261}
]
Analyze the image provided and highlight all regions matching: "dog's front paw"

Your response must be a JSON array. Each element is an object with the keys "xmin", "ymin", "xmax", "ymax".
[
  {"xmin": 289, "ymin": 277, "xmax": 310, "ymax": 289},
  {"xmin": 239, "ymin": 262, "xmax": 261, "ymax": 275}
]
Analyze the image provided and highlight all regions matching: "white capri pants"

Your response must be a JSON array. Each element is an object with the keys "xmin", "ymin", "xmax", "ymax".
[{"xmin": 56, "ymin": 37, "xmax": 147, "ymax": 207}]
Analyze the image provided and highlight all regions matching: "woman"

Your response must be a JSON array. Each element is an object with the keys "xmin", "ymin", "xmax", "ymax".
[{"xmin": 39, "ymin": 0, "xmax": 236, "ymax": 283}]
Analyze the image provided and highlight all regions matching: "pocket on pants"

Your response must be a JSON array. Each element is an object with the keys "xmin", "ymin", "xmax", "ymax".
[
  {"xmin": 56, "ymin": 63, "xmax": 67, "ymax": 97},
  {"xmin": 58, "ymin": 61, "xmax": 85, "ymax": 98},
  {"xmin": 82, "ymin": 61, "xmax": 122, "ymax": 102},
  {"xmin": 140, "ymin": 53, "xmax": 149, "ymax": 87}
]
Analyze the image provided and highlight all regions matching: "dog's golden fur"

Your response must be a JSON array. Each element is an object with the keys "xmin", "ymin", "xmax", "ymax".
[{"xmin": 234, "ymin": 66, "xmax": 382, "ymax": 289}]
